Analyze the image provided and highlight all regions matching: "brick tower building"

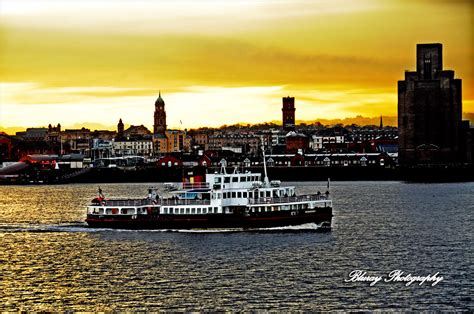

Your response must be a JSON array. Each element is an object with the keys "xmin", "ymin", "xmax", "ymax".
[
  {"xmin": 398, "ymin": 43, "xmax": 463, "ymax": 165},
  {"xmin": 282, "ymin": 96, "xmax": 296, "ymax": 131}
]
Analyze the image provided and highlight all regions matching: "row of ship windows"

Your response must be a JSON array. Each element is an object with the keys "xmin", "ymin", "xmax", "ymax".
[
  {"xmin": 250, "ymin": 204, "xmax": 307, "ymax": 212},
  {"xmin": 162, "ymin": 207, "xmax": 220, "ymax": 214},
  {"xmin": 93, "ymin": 204, "xmax": 308, "ymax": 215},
  {"xmin": 217, "ymin": 190, "xmax": 293, "ymax": 199}
]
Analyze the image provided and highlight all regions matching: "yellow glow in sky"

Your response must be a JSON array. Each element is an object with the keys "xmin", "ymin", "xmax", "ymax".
[{"xmin": 0, "ymin": 0, "xmax": 473, "ymax": 131}]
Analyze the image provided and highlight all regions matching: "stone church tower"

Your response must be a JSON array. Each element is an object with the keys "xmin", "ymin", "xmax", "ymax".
[
  {"xmin": 153, "ymin": 91, "xmax": 167, "ymax": 135},
  {"xmin": 117, "ymin": 118, "xmax": 124, "ymax": 139}
]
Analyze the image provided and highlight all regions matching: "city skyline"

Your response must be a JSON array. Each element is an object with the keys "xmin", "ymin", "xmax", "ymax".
[{"xmin": 1, "ymin": 0, "xmax": 473, "ymax": 132}]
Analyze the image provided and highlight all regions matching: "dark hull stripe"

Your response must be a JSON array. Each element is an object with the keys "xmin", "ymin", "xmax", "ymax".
[{"xmin": 86, "ymin": 208, "xmax": 332, "ymax": 230}]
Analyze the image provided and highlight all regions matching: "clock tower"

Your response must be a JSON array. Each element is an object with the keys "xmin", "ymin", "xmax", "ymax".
[{"xmin": 153, "ymin": 91, "xmax": 167, "ymax": 135}]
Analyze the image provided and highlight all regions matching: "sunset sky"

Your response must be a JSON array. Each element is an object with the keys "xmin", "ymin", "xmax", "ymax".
[{"xmin": 0, "ymin": 0, "xmax": 472, "ymax": 132}]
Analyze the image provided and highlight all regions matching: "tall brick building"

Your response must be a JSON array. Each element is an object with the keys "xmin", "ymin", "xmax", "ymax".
[
  {"xmin": 282, "ymin": 96, "xmax": 296, "ymax": 131},
  {"xmin": 398, "ymin": 43, "xmax": 463, "ymax": 165}
]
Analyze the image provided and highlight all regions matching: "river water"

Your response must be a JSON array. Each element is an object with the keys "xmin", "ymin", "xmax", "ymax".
[{"xmin": 0, "ymin": 181, "xmax": 472, "ymax": 311}]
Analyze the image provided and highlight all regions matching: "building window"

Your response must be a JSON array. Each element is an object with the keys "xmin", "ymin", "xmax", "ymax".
[
  {"xmin": 237, "ymin": 192, "xmax": 242, "ymax": 198},
  {"xmin": 232, "ymin": 177, "xmax": 238, "ymax": 182},
  {"xmin": 232, "ymin": 192, "xmax": 236, "ymax": 198}
]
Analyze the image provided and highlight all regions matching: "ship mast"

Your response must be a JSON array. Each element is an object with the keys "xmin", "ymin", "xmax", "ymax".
[{"xmin": 261, "ymin": 136, "xmax": 270, "ymax": 187}]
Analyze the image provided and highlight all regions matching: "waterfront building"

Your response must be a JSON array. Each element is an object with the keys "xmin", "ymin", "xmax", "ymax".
[
  {"xmin": 268, "ymin": 129, "xmax": 286, "ymax": 147},
  {"xmin": 285, "ymin": 131, "xmax": 309, "ymax": 153},
  {"xmin": 15, "ymin": 128, "xmax": 48, "ymax": 141},
  {"xmin": 13, "ymin": 127, "xmax": 57, "ymax": 156},
  {"xmin": 154, "ymin": 134, "xmax": 168, "ymax": 154},
  {"xmin": 190, "ymin": 131, "xmax": 210, "ymax": 151},
  {"xmin": 61, "ymin": 127, "xmax": 92, "ymax": 155},
  {"xmin": 460, "ymin": 121, "xmax": 474, "ymax": 163},
  {"xmin": 0, "ymin": 132, "xmax": 12, "ymax": 161},
  {"xmin": 47, "ymin": 123, "xmax": 61, "ymax": 144},
  {"xmin": 56, "ymin": 154, "xmax": 85, "ymax": 169},
  {"xmin": 113, "ymin": 139, "xmax": 153, "ymax": 157},
  {"xmin": 208, "ymin": 134, "xmax": 260, "ymax": 155},
  {"xmin": 310, "ymin": 130, "xmax": 345, "ymax": 151},
  {"xmin": 62, "ymin": 128, "xmax": 91, "ymax": 142},
  {"xmin": 90, "ymin": 130, "xmax": 117, "ymax": 141},
  {"xmin": 12, "ymin": 141, "xmax": 53, "ymax": 157},
  {"xmin": 398, "ymin": 43, "xmax": 463, "ymax": 165},
  {"xmin": 124, "ymin": 125, "xmax": 151, "ymax": 137},
  {"xmin": 156, "ymin": 153, "xmax": 210, "ymax": 168},
  {"xmin": 312, "ymin": 153, "xmax": 389, "ymax": 167},
  {"xmin": 91, "ymin": 139, "xmax": 114, "ymax": 160},
  {"xmin": 165, "ymin": 130, "xmax": 187, "ymax": 153}
]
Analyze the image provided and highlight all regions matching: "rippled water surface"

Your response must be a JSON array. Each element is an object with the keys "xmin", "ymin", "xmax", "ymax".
[{"xmin": 0, "ymin": 182, "xmax": 472, "ymax": 311}]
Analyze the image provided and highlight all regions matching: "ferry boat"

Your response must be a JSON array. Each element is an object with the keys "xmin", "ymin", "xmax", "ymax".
[{"xmin": 86, "ymin": 151, "xmax": 333, "ymax": 231}]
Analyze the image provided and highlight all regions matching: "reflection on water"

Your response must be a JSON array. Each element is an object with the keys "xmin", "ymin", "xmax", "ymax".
[{"xmin": 0, "ymin": 182, "xmax": 472, "ymax": 311}]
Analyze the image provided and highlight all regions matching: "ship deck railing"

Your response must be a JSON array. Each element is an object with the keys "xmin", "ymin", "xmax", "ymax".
[
  {"xmin": 182, "ymin": 182, "xmax": 210, "ymax": 189},
  {"xmin": 92, "ymin": 194, "xmax": 329, "ymax": 207},
  {"xmin": 160, "ymin": 199, "xmax": 211, "ymax": 206},
  {"xmin": 248, "ymin": 194, "xmax": 330, "ymax": 205},
  {"xmin": 165, "ymin": 182, "xmax": 210, "ymax": 190},
  {"xmin": 91, "ymin": 198, "xmax": 212, "ymax": 207},
  {"xmin": 91, "ymin": 199, "xmax": 155, "ymax": 207}
]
